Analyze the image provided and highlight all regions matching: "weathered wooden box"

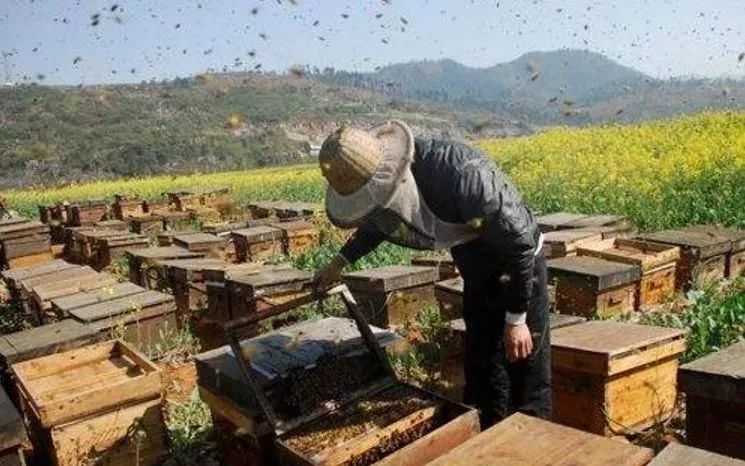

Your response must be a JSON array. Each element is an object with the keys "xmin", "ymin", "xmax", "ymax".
[
  {"xmin": 231, "ymin": 226, "xmax": 284, "ymax": 262},
  {"xmin": 427, "ymin": 413, "xmax": 653, "ymax": 466},
  {"xmin": 226, "ymin": 269, "xmax": 312, "ymax": 326},
  {"xmin": 578, "ymin": 237, "xmax": 680, "ymax": 310},
  {"xmin": 16, "ymin": 265, "xmax": 97, "ymax": 324},
  {"xmin": 162, "ymin": 210, "xmax": 196, "ymax": 231},
  {"xmin": 155, "ymin": 229, "xmax": 197, "ymax": 247},
  {"xmin": 551, "ymin": 321, "xmax": 686, "ymax": 436},
  {"xmin": 111, "ymin": 195, "xmax": 144, "ymax": 220},
  {"xmin": 173, "ymin": 232, "xmax": 227, "ymax": 255},
  {"xmin": 648, "ymin": 442, "xmax": 745, "ymax": 466},
  {"xmin": 1, "ymin": 260, "xmax": 77, "ymax": 302},
  {"xmin": 12, "ymin": 340, "xmax": 165, "ymax": 466},
  {"xmin": 66, "ymin": 290, "xmax": 178, "ymax": 351},
  {"xmin": 166, "ymin": 187, "xmax": 230, "ymax": 212},
  {"xmin": 248, "ymin": 201, "xmax": 284, "ymax": 219},
  {"xmin": 411, "ymin": 251, "xmax": 459, "ymax": 280},
  {"xmin": 536, "ymin": 212, "xmax": 590, "ymax": 232},
  {"xmin": 0, "ymin": 386, "xmax": 27, "ymax": 466},
  {"xmin": 637, "ymin": 228, "xmax": 731, "ymax": 290},
  {"xmin": 50, "ymin": 282, "xmax": 145, "ymax": 319},
  {"xmin": 126, "ymin": 246, "xmax": 205, "ymax": 288},
  {"xmin": 30, "ymin": 271, "xmax": 118, "ymax": 324},
  {"xmin": 70, "ymin": 229, "xmax": 128, "ymax": 265},
  {"xmin": 548, "ymin": 256, "xmax": 640, "ymax": 318},
  {"xmin": 0, "ymin": 221, "xmax": 52, "ymax": 270},
  {"xmin": 686, "ymin": 225, "xmax": 745, "ymax": 278},
  {"xmin": 275, "ymin": 221, "xmax": 319, "ymax": 255},
  {"xmin": 127, "ymin": 214, "xmax": 165, "ymax": 236},
  {"xmin": 273, "ymin": 202, "xmax": 320, "ymax": 220},
  {"xmin": 91, "ymin": 233, "xmax": 150, "ymax": 270},
  {"xmin": 65, "ymin": 200, "xmax": 108, "ymax": 227},
  {"xmin": 0, "ymin": 320, "xmax": 102, "ymax": 407},
  {"xmin": 542, "ymin": 229, "xmax": 603, "ymax": 259},
  {"xmin": 343, "ymin": 265, "xmax": 439, "ymax": 328},
  {"xmin": 679, "ymin": 340, "xmax": 745, "ymax": 459}
]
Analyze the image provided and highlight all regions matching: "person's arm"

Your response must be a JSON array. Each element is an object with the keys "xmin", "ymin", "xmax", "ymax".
[{"xmin": 313, "ymin": 224, "xmax": 385, "ymax": 291}]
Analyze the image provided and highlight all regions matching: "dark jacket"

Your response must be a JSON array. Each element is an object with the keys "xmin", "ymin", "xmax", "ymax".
[{"xmin": 339, "ymin": 138, "xmax": 541, "ymax": 315}]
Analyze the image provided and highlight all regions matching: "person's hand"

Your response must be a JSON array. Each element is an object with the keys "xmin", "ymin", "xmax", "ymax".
[
  {"xmin": 312, "ymin": 254, "xmax": 347, "ymax": 292},
  {"xmin": 504, "ymin": 323, "xmax": 533, "ymax": 362}
]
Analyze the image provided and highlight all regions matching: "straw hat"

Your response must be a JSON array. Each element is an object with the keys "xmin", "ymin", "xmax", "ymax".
[{"xmin": 319, "ymin": 120, "xmax": 414, "ymax": 228}]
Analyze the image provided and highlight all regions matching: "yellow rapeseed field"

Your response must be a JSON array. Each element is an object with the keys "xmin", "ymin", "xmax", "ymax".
[{"xmin": 2, "ymin": 111, "xmax": 743, "ymax": 231}]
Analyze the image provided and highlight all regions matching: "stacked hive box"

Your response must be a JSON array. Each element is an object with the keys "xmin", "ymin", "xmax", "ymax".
[
  {"xmin": 411, "ymin": 250, "xmax": 459, "ymax": 280},
  {"xmin": 274, "ymin": 220, "xmax": 319, "ymax": 255},
  {"xmin": 165, "ymin": 187, "xmax": 229, "ymax": 212},
  {"xmin": 548, "ymin": 255, "xmax": 640, "ymax": 318},
  {"xmin": 551, "ymin": 321, "xmax": 686, "ymax": 435},
  {"xmin": 427, "ymin": 413, "xmax": 653, "ymax": 466},
  {"xmin": 686, "ymin": 225, "xmax": 745, "ymax": 277},
  {"xmin": 64, "ymin": 200, "xmax": 109, "ymax": 227},
  {"xmin": 0, "ymin": 220, "xmax": 52, "ymax": 270},
  {"xmin": 0, "ymin": 386, "xmax": 27, "ymax": 466},
  {"xmin": 231, "ymin": 226, "xmax": 283, "ymax": 262},
  {"xmin": 0, "ymin": 320, "xmax": 102, "ymax": 405},
  {"xmin": 577, "ymin": 238, "xmax": 680, "ymax": 310},
  {"xmin": 343, "ymin": 265, "xmax": 439, "ymax": 328},
  {"xmin": 126, "ymin": 246, "xmax": 205, "ymax": 288},
  {"xmin": 12, "ymin": 340, "xmax": 166, "ymax": 466},
  {"xmin": 648, "ymin": 443, "xmax": 745, "ymax": 465},
  {"xmin": 28, "ymin": 271, "xmax": 118, "ymax": 324},
  {"xmin": 637, "ymin": 228, "xmax": 732, "ymax": 290},
  {"xmin": 678, "ymin": 340, "xmax": 745, "ymax": 459}
]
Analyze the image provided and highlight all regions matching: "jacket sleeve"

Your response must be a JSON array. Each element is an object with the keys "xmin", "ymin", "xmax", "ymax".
[
  {"xmin": 339, "ymin": 223, "xmax": 386, "ymax": 264},
  {"xmin": 455, "ymin": 159, "xmax": 538, "ymax": 318}
]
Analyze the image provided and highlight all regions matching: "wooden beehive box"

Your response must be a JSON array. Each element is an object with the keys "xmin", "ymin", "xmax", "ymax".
[
  {"xmin": 231, "ymin": 226, "xmax": 284, "ymax": 262},
  {"xmin": 343, "ymin": 266, "xmax": 440, "ymax": 328},
  {"xmin": 248, "ymin": 201, "xmax": 284, "ymax": 219},
  {"xmin": 0, "ymin": 221, "xmax": 52, "ymax": 270},
  {"xmin": 29, "ymin": 272, "xmax": 118, "ymax": 324},
  {"xmin": 577, "ymin": 237, "xmax": 680, "ymax": 310},
  {"xmin": 564, "ymin": 214, "xmax": 635, "ymax": 238},
  {"xmin": 226, "ymin": 269, "xmax": 312, "ymax": 325},
  {"xmin": 542, "ymin": 229, "xmax": 603, "ymax": 259},
  {"xmin": 0, "ymin": 386, "xmax": 27, "ymax": 466},
  {"xmin": 203, "ymin": 219, "xmax": 250, "ymax": 235},
  {"xmin": 126, "ymin": 246, "xmax": 205, "ymax": 288},
  {"xmin": 128, "ymin": 214, "xmax": 165, "ymax": 236},
  {"xmin": 433, "ymin": 277, "xmax": 464, "ymax": 320},
  {"xmin": 16, "ymin": 266, "xmax": 97, "ymax": 324},
  {"xmin": 0, "ymin": 320, "xmax": 102, "ymax": 406},
  {"xmin": 440, "ymin": 312, "xmax": 583, "ymax": 402},
  {"xmin": 66, "ymin": 290, "xmax": 177, "ymax": 351},
  {"xmin": 548, "ymin": 255, "xmax": 640, "ymax": 318},
  {"xmin": 173, "ymin": 232, "xmax": 227, "ymax": 255},
  {"xmin": 111, "ymin": 195, "xmax": 144, "ymax": 220},
  {"xmin": 551, "ymin": 321, "xmax": 686, "ymax": 436},
  {"xmin": 50, "ymin": 282, "xmax": 145, "ymax": 319},
  {"xmin": 65, "ymin": 200, "xmax": 109, "ymax": 227},
  {"xmin": 155, "ymin": 229, "xmax": 198, "ymax": 247},
  {"xmin": 648, "ymin": 442, "xmax": 745, "ymax": 466},
  {"xmin": 427, "ymin": 413, "xmax": 653, "ymax": 466},
  {"xmin": 274, "ymin": 202, "xmax": 320, "ymax": 220},
  {"xmin": 536, "ymin": 212, "xmax": 589, "ymax": 232},
  {"xmin": 92, "ymin": 233, "xmax": 150, "ymax": 270},
  {"xmin": 685, "ymin": 225, "xmax": 745, "ymax": 278},
  {"xmin": 1, "ymin": 260, "xmax": 77, "ymax": 302},
  {"xmin": 274, "ymin": 221, "xmax": 319, "ymax": 255},
  {"xmin": 637, "ymin": 228, "xmax": 731, "ymax": 290},
  {"xmin": 679, "ymin": 340, "xmax": 745, "ymax": 459},
  {"xmin": 71, "ymin": 229, "xmax": 126, "ymax": 265},
  {"xmin": 162, "ymin": 210, "xmax": 196, "ymax": 231},
  {"xmin": 12, "ymin": 340, "xmax": 166, "ymax": 466},
  {"xmin": 411, "ymin": 250, "xmax": 459, "ymax": 280}
]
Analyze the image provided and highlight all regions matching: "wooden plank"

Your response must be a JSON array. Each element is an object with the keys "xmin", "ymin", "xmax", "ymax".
[
  {"xmin": 228, "ymin": 269, "xmax": 312, "ymax": 296},
  {"xmin": 1, "ymin": 259, "xmax": 74, "ymax": 284},
  {"xmin": 230, "ymin": 226, "xmax": 283, "ymax": 243},
  {"xmin": 0, "ymin": 386, "xmax": 26, "ymax": 452},
  {"xmin": 51, "ymin": 282, "xmax": 145, "ymax": 316},
  {"xmin": 543, "ymin": 230, "xmax": 603, "ymax": 258},
  {"xmin": 679, "ymin": 339, "xmax": 745, "ymax": 402},
  {"xmin": 0, "ymin": 221, "xmax": 49, "ymax": 240},
  {"xmin": 68, "ymin": 290, "xmax": 175, "ymax": 323},
  {"xmin": 637, "ymin": 229, "xmax": 732, "ymax": 258},
  {"xmin": 427, "ymin": 413, "xmax": 653, "ymax": 466},
  {"xmin": 578, "ymin": 238, "xmax": 680, "ymax": 272},
  {"xmin": 343, "ymin": 265, "xmax": 439, "ymax": 293},
  {"xmin": 565, "ymin": 214, "xmax": 628, "ymax": 229},
  {"xmin": 173, "ymin": 233, "xmax": 227, "ymax": 251},
  {"xmin": 649, "ymin": 442, "xmax": 745, "ymax": 466},
  {"xmin": 0, "ymin": 320, "xmax": 101, "ymax": 366},
  {"xmin": 17, "ymin": 266, "xmax": 90, "ymax": 294},
  {"xmin": 6, "ymin": 252, "xmax": 53, "ymax": 270},
  {"xmin": 536, "ymin": 212, "xmax": 589, "ymax": 231},
  {"xmin": 685, "ymin": 225, "xmax": 745, "ymax": 252},
  {"xmin": 31, "ymin": 272, "xmax": 117, "ymax": 305},
  {"xmin": 548, "ymin": 256, "xmax": 640, "ymax": 291}
]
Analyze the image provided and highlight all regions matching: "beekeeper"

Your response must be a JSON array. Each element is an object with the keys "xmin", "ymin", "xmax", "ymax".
[{"xmin": 313, "ymin": 120, "xmax": 549, "ymax": 428}]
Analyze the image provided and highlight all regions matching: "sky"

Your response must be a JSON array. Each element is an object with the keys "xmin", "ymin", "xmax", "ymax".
[{"xmin": 1, "ymin": 0, "xmax": 743, "ymax": 85}]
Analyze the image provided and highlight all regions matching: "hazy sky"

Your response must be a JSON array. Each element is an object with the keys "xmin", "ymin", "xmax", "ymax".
[{"xmin": 1, "ymin": 0, "xmax": 743, "ymax": 85}]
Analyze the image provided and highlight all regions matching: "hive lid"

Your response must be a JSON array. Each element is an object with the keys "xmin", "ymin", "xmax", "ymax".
[
  {"xmin": 274, "ymin": 220, "xmax": 316, "ymax": 234},
  {"xmin": 173, "ymin": 233, "xmax": 227, "ymax": 248},
  {"xmin": 547, "ymin": 256, "xmax": 641, "ymax": 290},
  {"xmin": 0, "ymin": 385, "xmax": 27, "ymax": 450},
  {"xmin": 231, "ymin": 225, "xmax": 283, "ymax": 242},
  {"xmin": 0, "ymin": 259, "xmax": 75, "ymax": 283},
  {"xmin": 18, "ymin": 265, "xmax": 92, "ymax": 290},
  {"xmin": 227, "ymin": 269, "xmax": 312, "ymax": 295},
  {"xmin": 543, "ymin": 229, "xmax": 603, "ymax": 256},
  {"xmin": 0, "ymin": 220, "xmax": 49, "ymax": 239},
  {"xmin": 51, "ymin": 282, "xmax": 145, "ymax": 313},
  {"xmin": 69, "ymin": 290, "xmax": 175, "ymax": 322},
  {"xmin": 552, "ymin": 321, "xmax": 687, "ymax": 376},
  {"xmin": 647, "ymin": 442, "xmax": 745, "ymax": 466},
  {"xmin": 636, "ymin": 229, "xmax": 732, "ymax": 258},
  {"xmin": 126, "ymin": 246, "xmax": 203, "ymax": 260},
  {"xmin": 343, "ymin": 265, "xmax": 439, "ymax": 292},
  {"xmin": 536, "ymin": 212, "xmax": 589, "ymax": 231},
  {"xmin": 565, "ymin": 214, "xmax": 628, "ymax": 229},
  {"xmin": 679, "ymin": 339, "xmax": 745, "ymax": 403},
  {"xmin": 435, "ymin": 277, "xmax": 463, "ymax": 294},
  {"xmin": 0, "ymin": 319, "xmax": 100, "ymax": 365},
  {"xmin": 684, "ymin": 225, "xmax": 745, "ymax": 252},
  {"xmin": 577, "ymin": 238, "xmax": 681, "ymax": 272}
]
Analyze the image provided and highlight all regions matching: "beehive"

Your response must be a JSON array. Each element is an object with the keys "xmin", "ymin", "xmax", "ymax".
[
  {"xmin": 225, "ymin": 269, "xmax": 312, "ymax": 327},
  {"xmin": 92, "ymin": 219, "xmax": 127, "ymax": 231},
  {"xmin": 679, "ymin": 340, "xmax": 745, "ymax": 459},
  {"xmin": 111, "ymin": 194, "xmax": 144, "ymax": 220},
  {"xmin": 0, "ymin": 220, "xmax": 52, "ymax": 270},
  {"xmin": 0, "ymin": 386, "xmax": 27, "ymax": 466},
  {"xmin": 411, "ymin": 250, "xmax": 459, "ymax": 280},
  {"xmin": 637, "ymin": 228, "xmax": 731, "ymax": 290},
  {"xmin": 542, "ymin": 229, "xmax": 603, "ymax": 259},
  {"xmin": 274, "ymin": 220, "xmax": 319, "ymax": 255},
  {"xmin": 12, "ymin": 340, "xmax": 166, "ymax": 466},
  {"xmin": 552, "ymin": 321, "xmax": 686, "ymax": 435},
  {"xmin": 273, "ymin": 202, "xmax": 320, "ymax": 220},
  {"xmin": 427, "ymin": 413, "xmax": 653, "ymax": 466},
  {"xmin": 536, "ymin": 212, "xmax": 589, "ymax": 232},
  {"xmin": 248, "ymin": 201, "xmax": 283, "ymax": 219},
  {"xmin": 440, "ymin": 312, "xmax": 584, "ymax": 401},
  {"xmin": 128, "ymin": 214, "xmax": 165, "ymax": 235},
  {"xmin": 65, "ymin": 200, "xmax": 108, "ymax": 226},
  {"xmin": 15, "ymin": 265, "xmax": 97, "ymax": 324},
  {"xmin": 0, "ymin": 320, "xmax": 102, "ymax": 406},
  {"xmin": 343, "ymin": 265, "xmax": 439, "ymax": 328},
  {"xmin": 578, "ymin": 237, "xmax": 680, "ymax": 310},
  {"xmin": 50, "ymin": 282, "xmax": 145, "ymax": 319},
  {"xmin": 536, "ymin": 212, "xmax": 634, "ymax": 238},
  {"xmin": 548, "ymin": 256, "xmax": 640, "ymax": 318},
  {"xmin": 231, "ymin": 226, "xmax": 283, "ymax": 262},
  {"xmin": 155, "ymin": 229, "xmax": 196, "ymax": 246},
  {"xmin": 126, "ymin": 246, "xmax": 205, "ymax": 288},
  {"xmin": 29, "ymin": 272, "xmax": 118, "ymax": 324},
  {"xmin": 0, "ymin": 260, "xmax": 78, "ymax": 302},
  {"xmin": 648, "ymin": 443, "xmax": 745, "ymax": 466},
  {"xmin": 70, "ymin": 229, "xmax": 129, "ymax": 265},
  {"xmin": 162, "ymin": 210, "xmax": 195, "ymax": 231},
  {"xmin": 685, "ymin": 225, "xmax": 745, "ymax": 278},
  {"xmin": 66, "ymin": 290, "xmax": 177, "ymax": 351},
  {"xmin": 173, "ymin": 232, "xmax": 227, "ymax": 255},
  {"xmin": 91, "ymin": 233, "xmax": 150, "ymax": 270}
]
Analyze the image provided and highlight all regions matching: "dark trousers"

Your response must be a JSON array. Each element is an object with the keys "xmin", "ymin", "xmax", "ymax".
[{"xmin": 450, "ymin": 246, "xmax": 551, "ymax": 428}]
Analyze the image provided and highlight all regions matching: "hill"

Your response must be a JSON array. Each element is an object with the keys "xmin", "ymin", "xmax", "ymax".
[
  {"xmin": 0, "ymin": 73, "xmax": 512, "ymax": 189},
  {"xmin": 317, "ymin": 49, "xmax": 745, "ymax": 124}
]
